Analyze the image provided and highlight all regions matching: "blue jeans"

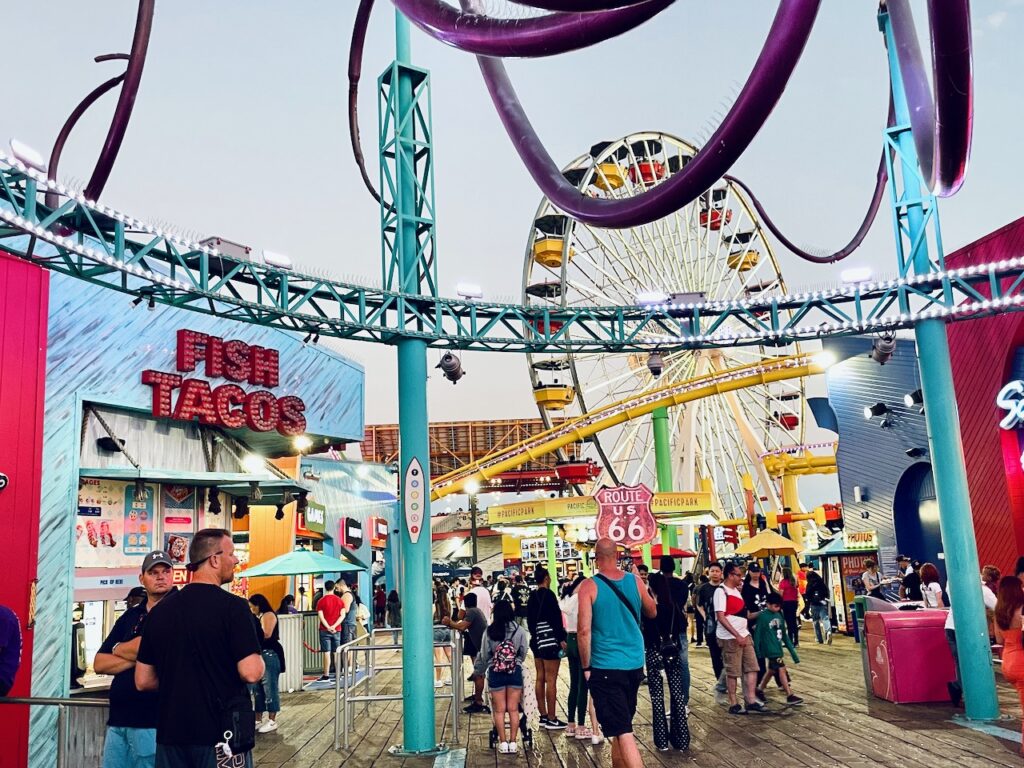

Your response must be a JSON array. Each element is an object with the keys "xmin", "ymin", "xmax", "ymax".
[
  {"xmin": 103, "ymin": 726, "xmax": 156, "ymax": 768},
  {"xmin": 811, "ymin": 605, "xmax": 831, "ymax": 642},
  {"xmin": 252, "ymin": 650, "xmax": 281, "ymax": 714}
]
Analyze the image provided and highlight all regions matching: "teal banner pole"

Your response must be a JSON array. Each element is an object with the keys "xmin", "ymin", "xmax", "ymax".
[{"xmin": 881, "ymin": 9, "xmax": 998, "ymax": 720}]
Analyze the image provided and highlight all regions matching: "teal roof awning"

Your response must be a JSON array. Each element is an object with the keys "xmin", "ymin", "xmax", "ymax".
[{"xmin": 236, "ymin": 549, "xmax": 364, "ymax": 578}]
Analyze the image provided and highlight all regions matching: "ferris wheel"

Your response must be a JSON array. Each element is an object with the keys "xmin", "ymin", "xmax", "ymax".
[{"xmin": 522, "ymin": 131, "xmax": 806, "ymax": 520}]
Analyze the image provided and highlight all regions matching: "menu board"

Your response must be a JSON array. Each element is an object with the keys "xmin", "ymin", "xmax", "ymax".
[
  {"xmin": 520, "ymin": 537, "xmax": 577, "ymax": 562},
  {"xmin": 76, "ymin": 479, "xmax": 129, "ymax": 567},
  {"xmin": 162, "ymin": 485, "xmax": 197, "ymax": 564},
  {"xmin": 123, "ymin": 484, "xmax": 156, "ymax": 555}
]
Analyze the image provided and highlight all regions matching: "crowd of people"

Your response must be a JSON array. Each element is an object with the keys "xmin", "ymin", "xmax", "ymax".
[
  {"xmin": 428, "ymin": 543, "xmax": 824, "ymax": 765},
  {"xmin": 73, "ymin": 532, "xmax": 1024, "ymax": 767}
]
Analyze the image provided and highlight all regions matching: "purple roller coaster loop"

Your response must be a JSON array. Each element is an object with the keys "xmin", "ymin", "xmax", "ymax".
[
  {"xmin": 473, "ymin": 0, "xmax": 820, "ymax": 228},
  {"xmin": 722, "ymin": 95, "xmax": 895, "ymax": 265},
  {"xmin": 349, "ymin": 0, "xmax": 382, "ymax": 203},
  {"xmin": 45, "ymin": 0, "xmax": 154, "ymax": 207},
  {"xmin": 390, "ymin": 0, "xmax": 675, "ymax": 58},
  {"xmin": 887, "ymin": 0, "xmax": 973, "ymax": 197},
  {"xmin": 507, "ymin": 0, "xmax": 652, "ymax": 9}
]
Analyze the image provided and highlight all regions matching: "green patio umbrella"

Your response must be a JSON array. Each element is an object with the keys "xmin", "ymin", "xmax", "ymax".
[{"xmin": 235, "ymin": 549, "xmax": 364, "ymax": 578}]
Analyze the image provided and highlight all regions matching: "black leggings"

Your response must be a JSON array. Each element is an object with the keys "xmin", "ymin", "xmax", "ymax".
[{"xmin": 782, "ymin": 601, "xmax": 800, "ymax": 644}]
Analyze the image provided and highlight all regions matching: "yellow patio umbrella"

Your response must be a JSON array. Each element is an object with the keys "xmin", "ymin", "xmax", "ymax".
[{"xmin": 734, "ymin": 530, "xmax": 803, "ymax": 558}]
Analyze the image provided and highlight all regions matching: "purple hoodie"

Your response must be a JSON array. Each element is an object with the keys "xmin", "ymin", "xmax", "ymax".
[{"xmin": 0, "ymin": 606, "xmax": 22, "ymax": 694}]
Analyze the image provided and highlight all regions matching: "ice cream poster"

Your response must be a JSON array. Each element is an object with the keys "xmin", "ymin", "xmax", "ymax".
[
  {"xmin": 123, "ymin": 484, "xmax": 156, "ymax": 555},
  {"xmin": 76, "ymin": 478, "xmax": 126, "ymax": 567}
]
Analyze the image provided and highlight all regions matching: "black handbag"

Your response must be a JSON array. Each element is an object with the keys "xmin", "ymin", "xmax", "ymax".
[{"xmin": 659, "ymin": 604, "xmax": 681, "ymax": 662}]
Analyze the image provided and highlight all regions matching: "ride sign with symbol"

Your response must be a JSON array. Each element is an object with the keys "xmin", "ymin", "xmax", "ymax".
[{"xmin": 595, "ymin": 483, "xmax": 657, "ymax": 546}]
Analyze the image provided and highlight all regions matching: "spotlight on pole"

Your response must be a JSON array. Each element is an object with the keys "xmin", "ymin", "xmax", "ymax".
[
  {"xmin": 436, "ymin": 352, "xmax": 465, "ymax": 384},
  {"xmin": 904, "ymin": 388, "xmax": 923, "ymax": 410},
  {"xmin": 863, "ymin": 402, "xmax": 891, "ymax": 420},
  {"xmin": 905, "ymin": 447, "xmax": 928, "ymax": 458},
  {"xmin": 869, "ymin": 333, "xmax": 896, "ymax": 365},
  {"xmin": 647, "ymin": 351, "xmax": 664, "ymax": 377}
]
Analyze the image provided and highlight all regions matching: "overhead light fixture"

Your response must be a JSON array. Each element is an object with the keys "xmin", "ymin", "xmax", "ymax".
[
  {"xmin": 647, "ymin": 352, "xmax": 664, "ymax": 377},
  {"xmin": 840, "ymin": 266, "xmax": 873, "ymax": 284},
  {"xmin": 864, "ymin": 402, "xmax": 890, "ymax": 419},
  {"xmin": 207, "ymin": 486, "xmax": 221, "ymax": 515},
  {"xmin": 263, "ymin": 249, "xmax": 292, "ymax": 269},
  {"xmin": 635, "ymin": 290, "xmax": 670, "ymax": 305},
  {"xmin": 905, "ymin": 447, "xmax": 928, "ymax": 458},
  {"xmin": 96, "ymin": 436, "xmax": 125, "ymax": 453},
  {"xmin": 465, "ymin": 479, "xmax": 481, "ymax": 495},
  {"xmin": 9, "ymin": 138, "xmax": 47, "ymax": 172},
  {"xmin": 869, "ymin": 333, "xmax": 897, "ymax": 365},
  {"xmin": 232, "ymin": 496, "xmax": 249, "ymax": 519},
  {"xmin": 242, "ymin": 453, "xmax": 265, "ymax": 474},
  {"xmin": 293, "ymin": 434, "xmax": 313, "ymax": 452},
  {"xmin": 879, "ymin": 415, "xmax": 894, "ymax": 430},
  {"xmin": 904, "ymin": 389, "xmax": 923, "ymax": 409},
  {"xmin": 811, "ymin": 350, "xmax": 837, "ymax": 369},
  {"xmin": 456, "ymin": 282, "xmax": 483, "ymax": 300},
  {"xmin": 274, "ymin": 502, "xmax": 285, "ymax": 520}
]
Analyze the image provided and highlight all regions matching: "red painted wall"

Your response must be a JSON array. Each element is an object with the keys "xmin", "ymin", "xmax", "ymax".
[
  {"xmin": 0, "ymin": 251, "xmax": 48, "ymax": 767},
  {"xmin": 947, "ymin": 217, "xmax": 1024, "ymax": 577}
]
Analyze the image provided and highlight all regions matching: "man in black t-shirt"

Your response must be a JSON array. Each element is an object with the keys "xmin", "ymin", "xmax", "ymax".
[
  {"xmin": 511, "ymin": 575, "xmax": 531, "ymax": 628},
  {"xmin": 899, "ymin": 556, "xmax": 924, "ymax": 601},
  {"xmin": 95, "ymin": 549, "xmax": 175, "ymax": 768},
  {"xmin": 136, "ymin": 529, "xmax": 264, "ymax": 768}
]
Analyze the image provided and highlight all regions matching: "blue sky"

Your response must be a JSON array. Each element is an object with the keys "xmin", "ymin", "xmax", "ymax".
[{"xmin": 5, "ymin": 2, "xmax": 1023, "ymax": 506}]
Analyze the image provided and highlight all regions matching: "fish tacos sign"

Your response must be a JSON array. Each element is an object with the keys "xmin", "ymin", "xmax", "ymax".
[{"xmin": 595, "ymin": 484, "xmax": 658, "ymax": 547}]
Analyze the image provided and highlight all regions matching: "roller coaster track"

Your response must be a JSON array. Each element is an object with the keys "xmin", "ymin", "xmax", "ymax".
[
  {"xmin": 3, "ymin": 158, "xmax": 1024, "ymax": 354},
  {"xmin": 430, "ymin": 353, "xmax": 829, "ymax": 500}
]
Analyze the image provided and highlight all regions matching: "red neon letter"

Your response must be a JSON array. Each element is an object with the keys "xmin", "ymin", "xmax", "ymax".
[
  {"xmin": 243, "ymin": 390, "xmax": 279, "ymax": 432},
  {"xmin": 249, "ymin": 346, "xmax": 279, "ymax": 388},
  {"xmin": 173, "ymin": 379, "xmax": 218, "ymax": 424},
  {"xmin": 211, "ymin": 384, "xmax": 246, "ymax": 429},
  {"xmin": 277, "ymin": 396, "xmax": 307, "ymax": 436},
  {"xmin": 176, "ymin": 330, "xmax": 208, "ymax": 373},
  {"xmin": 141, "ymin": 370, "xmax": 183, "ymax": 418},
  {"xmin": 222, "ymin": 340, "xmax": 250, "ymax": 382}
]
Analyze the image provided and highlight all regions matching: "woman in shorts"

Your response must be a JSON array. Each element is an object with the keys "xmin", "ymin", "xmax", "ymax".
[
  {"xmin": 475, "ymin": 600, "xmax": 528, "ymax": 753},
  {"xmin": 433, "ymin": 581, "xmax": 453, "ymax": 687}
]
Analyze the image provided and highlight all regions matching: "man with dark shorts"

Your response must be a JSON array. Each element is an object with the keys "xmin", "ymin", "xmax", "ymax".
[
  {"xmin": 578, "ymin": 538, "xmax": 657, "ymax": 768},
  {"xmin": 136, "ymin": 529, "xmax": 264, "ymax": 768},
  {"xmin": 444, "ymin": 592, "xmax": 489, "ymax": 713}
]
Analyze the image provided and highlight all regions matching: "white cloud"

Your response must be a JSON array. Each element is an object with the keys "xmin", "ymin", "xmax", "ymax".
[{"xmin": 987, "ymin": 11, "xmax": 1009, "ymax": 28}]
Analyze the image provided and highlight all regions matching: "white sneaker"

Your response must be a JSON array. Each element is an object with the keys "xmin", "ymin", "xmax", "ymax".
[
  {"xmin": 498, "ymin": 741, "xmax": 511, "ymax": 754},
  {"xmin": 258, "ymin": 719, "xmax": 279, "ymax": 733},
  {"xmin": 442, "ymin": 677, "xmax": 452, "ymax": 686},
  {"xmin": 591, "ymin": 731, "xmax": 604, "ymax": 746},
  {"xmin": 434, "ymin": 679, "xmax": 444, "ymax": 688},
  {"xmin": 508, "ymin": 741, "xmax": 518, "ymax": 753}
]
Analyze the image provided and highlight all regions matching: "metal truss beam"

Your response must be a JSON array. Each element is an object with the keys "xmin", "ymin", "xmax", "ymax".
[{"xmin": 3, "ymin": 159, "xmax": 1024, "ymax": 353}]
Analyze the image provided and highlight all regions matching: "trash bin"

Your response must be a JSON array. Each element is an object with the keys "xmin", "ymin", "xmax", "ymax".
[{"xmin": 863, "ymin": 609, "xmax": 954, "ymax": 703}]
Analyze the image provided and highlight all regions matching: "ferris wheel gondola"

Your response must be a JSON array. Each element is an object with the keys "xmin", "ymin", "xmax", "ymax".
[{"xmin": 522, "ymin": 131, "xmax": 806, "ymax": 520}]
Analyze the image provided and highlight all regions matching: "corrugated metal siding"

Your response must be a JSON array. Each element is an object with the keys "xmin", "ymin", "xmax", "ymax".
[
  {"xmin": 825, "ymin": 336, "xmax": 931, "ymax": 575},
  {"xmin": 946, "ymin": 216, "xmax": 1024, "ymax": 577}
]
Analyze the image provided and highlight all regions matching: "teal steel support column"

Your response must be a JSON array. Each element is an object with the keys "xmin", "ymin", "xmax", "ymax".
[
  {"xmin": 881, "ymin": 10, "xmax": 998, "ymax": 720},
  {"xmin": 389, "ymin": 9, "xmax": 443, "ymax": 753},
  {"xmin": 652, "ymin": 406, "xmax": 677, "ymax": 551}
]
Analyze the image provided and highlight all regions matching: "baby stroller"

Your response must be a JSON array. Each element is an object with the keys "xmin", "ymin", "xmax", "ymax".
[{"xmin": 488, "ymin": 704, "xmax": 533, "ymax": 749}]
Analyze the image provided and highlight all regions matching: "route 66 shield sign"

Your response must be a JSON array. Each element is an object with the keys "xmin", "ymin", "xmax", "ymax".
[{"xmin": 595, "ymin": 483, "xmax": 657, "ymax": 546}]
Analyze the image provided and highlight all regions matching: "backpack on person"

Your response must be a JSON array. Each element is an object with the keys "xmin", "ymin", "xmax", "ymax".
[{"xmin": 491, "ymin": 628, "xmax": 519, "ymax": 674}]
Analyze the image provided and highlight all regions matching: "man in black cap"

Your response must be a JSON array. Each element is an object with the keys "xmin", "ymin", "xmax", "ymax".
[
  {"xmin": 899, "ymin": 556, "xmax": 923, "ymax": 601},
  {"xmin": 93, "ymin": 550, "xmax": 175, "ymax": 768},
  {"xmin": 126, "ymin": 586, "xmax": 147, "ymax": 611}
]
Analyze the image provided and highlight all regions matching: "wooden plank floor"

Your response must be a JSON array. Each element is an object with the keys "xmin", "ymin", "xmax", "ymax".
[{"xmin": 253, "ymin": 633, "xmax": 1024, "ymax": 767}]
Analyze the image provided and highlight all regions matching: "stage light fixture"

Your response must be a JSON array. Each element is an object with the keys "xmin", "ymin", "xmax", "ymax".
[
  {"xmin": 905, "ymin": 447, "xmax": 928, "ymax": 458},
  {"xmin": 904, "ymin": 389, "xmax": 923, "ymax": 409},
  {"xmin": 863, "ymin": 402, "xmax": 890, "ymax": 419},
  {"xmin": 274, "ymin": 503, "xmax": 285, "ymax": 521},
  {"xmin": 869, "ymin": 333, "xmax": 897, "ymax": 365}
]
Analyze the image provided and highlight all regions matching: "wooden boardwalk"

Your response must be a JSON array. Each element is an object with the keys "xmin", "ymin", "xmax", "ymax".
[{"xmin": 253, "ymin": 634, "xmax": 1024, "ymax": 767}]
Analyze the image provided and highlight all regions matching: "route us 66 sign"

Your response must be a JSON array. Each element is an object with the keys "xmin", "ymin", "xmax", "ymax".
[{"xmin": 595, "ymin": 483, "xmax": 658, "ymax": 546}]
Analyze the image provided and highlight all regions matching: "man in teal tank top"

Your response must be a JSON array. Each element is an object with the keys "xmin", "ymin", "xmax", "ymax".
[{"xmin": 578, "ymin": 538, "xmax": 657, "ymax": 768}]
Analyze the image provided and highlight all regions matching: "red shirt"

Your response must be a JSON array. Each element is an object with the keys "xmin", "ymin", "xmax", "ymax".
[
  {"xmin": 318, "ymin": 593, "xmax": 343, "ymax": 631},
  {"xmin": 780, "ymin": 580, "xmax": 799, "ymax": 602}
]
